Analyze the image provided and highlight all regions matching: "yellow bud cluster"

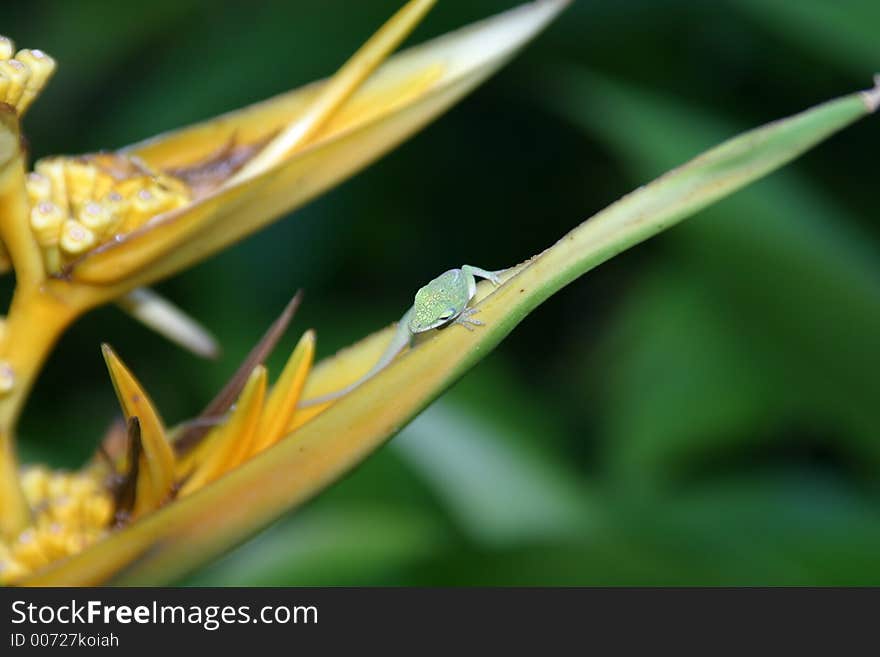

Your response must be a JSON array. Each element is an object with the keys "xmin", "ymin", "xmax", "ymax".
[
  {"xmin": 26, "ymin": 154, "xmax": 191, "ymax": 272},
  {"xmin": 0, "ymin": 466, "xmax": 113, "ymax": 584},
  {"xmin": 0, "ymin": 36, "xmax": 56, "ymax": 116}
]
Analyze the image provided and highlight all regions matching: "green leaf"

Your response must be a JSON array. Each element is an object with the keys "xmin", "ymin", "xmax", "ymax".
[
  {"xmin": 181, "ymin": 504, "xmax": 448, "ymax": 586},
  {"xmin": 734, "ymin": 0, "xmax": 880, "ymax": 73},
  {"xmin": 394, "ymin": 398, "xmax": 593, "ymax": 545},
  {"xmin": 609, "ymin": 472, "xmax": 880, "ymax": 585},
  {"xmin": 401, "ymin": 473, "xmax": 880, "ymax": 585},
  {"xmin": 589, "ymin": 266, "xmax": 786, "ymax": 490}
]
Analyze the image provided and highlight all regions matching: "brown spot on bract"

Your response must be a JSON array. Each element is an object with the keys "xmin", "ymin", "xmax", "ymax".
[{"xmin": 167, "ymin": 132, "xmax": 276, "ymax": 199}]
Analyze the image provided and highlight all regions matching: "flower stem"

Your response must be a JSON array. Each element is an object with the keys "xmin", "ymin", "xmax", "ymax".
[{"xmin": 0, "ymin": 284, "xmax": 80, "ymax": 537}]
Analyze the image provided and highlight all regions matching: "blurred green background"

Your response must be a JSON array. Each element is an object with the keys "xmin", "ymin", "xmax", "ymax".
[{"xmin": 5, "ymin": 0, "xmax": 880, "ymax": 584}]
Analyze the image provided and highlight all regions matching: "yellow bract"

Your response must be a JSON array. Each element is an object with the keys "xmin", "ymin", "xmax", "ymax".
[
  {"xmin": 180, "ymin": 367, "xmax": 267, "ymax": 495},
  {"xmin": 255, "ymin": 330, "xmax": 316, "ymax": 453},
  {"xmin": 102, "ymin": 345, "xmax": 176, "ymax": 519}
]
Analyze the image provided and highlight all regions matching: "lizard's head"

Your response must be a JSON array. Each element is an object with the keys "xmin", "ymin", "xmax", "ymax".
[
  {"xmin": 408, "ymin": 298, "xmax": 458, "ymax": 333},
  {"xmin": 409, "ymin": 276, "xmax": 468, "ymax": 333}
]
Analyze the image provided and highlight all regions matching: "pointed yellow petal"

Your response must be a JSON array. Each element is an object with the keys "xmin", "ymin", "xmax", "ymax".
[
  {"xmin": 67, "ymin": 1, "xmax": 570, "ymax": 289},
  {"xmin": 253, "ymin": 330, "xmax": 315, "ymax": 453},
  {"xmin": 288, "ymin": 325, "xmax": 396, "ymax": 431},
  {"xmin": 180, "ymin": 366, "xmax": 267, "ymax": 496},
  {"xmin": 231, "ymin": 0, "xmax": 437, "ymax": 184},
  {"xmin": 101, "ymin": 344, "xmax": 175, "ymax": 517}
]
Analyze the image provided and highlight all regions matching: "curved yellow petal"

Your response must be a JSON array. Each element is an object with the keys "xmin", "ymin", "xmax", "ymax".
[
  {"xmin": 288, "ymin": 325, "xmax": 397, "ymax": 431},
  {"xmin": 66, "ymin": 1, "xmax": 570, "ymax": 289},
  {"xmin": 179, "ymin": 366, "xmax": 267, "ymax": 496},
  {"xmin": 101, "ymin": 344, "xmax": 175, "ymax": 517},
  {"xmin": 253, "ymin": 330, "xmax": 315, "ymax": 454},
  {"xmin": 230, "ymin": 0, "xmax": 438, "ymax": 185}
]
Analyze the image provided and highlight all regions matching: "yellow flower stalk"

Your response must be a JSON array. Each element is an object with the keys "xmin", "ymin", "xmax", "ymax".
[{"xmin": 0, "ymin": 0, "xmax": 571, "ymax": 584}]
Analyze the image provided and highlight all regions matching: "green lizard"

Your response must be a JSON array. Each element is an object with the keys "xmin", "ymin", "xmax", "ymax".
[{"xmin": 300, "ymin": 265, "xmax": 502, "ymax": 406}]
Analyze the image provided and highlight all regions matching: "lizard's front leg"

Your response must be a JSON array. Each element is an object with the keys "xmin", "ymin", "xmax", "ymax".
[{"xmin": 453, "ymin": 306, "xmax": 484, "ymax": 331}]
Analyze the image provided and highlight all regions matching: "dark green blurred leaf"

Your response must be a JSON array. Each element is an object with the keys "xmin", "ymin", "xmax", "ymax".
[
  {"xmin": 394, "ymin": 399, "xmax": 594, "ymax": 545},
  {"xmin": 590, "ymin": 265, "xmax": 787, "ymax": 491},
  {"xmin": 734, "ymin": 0, "xmax": 880, "ymax": 74},
  {"xmin": 545, "ymin": 68, "xmax": 880, "ymax": 478},
  {"xmin": 182, "ymin": 504, "xmax": 448, "ymax": 586},
  {"xmin": 397, "ymin": 473, "xmax": 880, "ymax": 585}
]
